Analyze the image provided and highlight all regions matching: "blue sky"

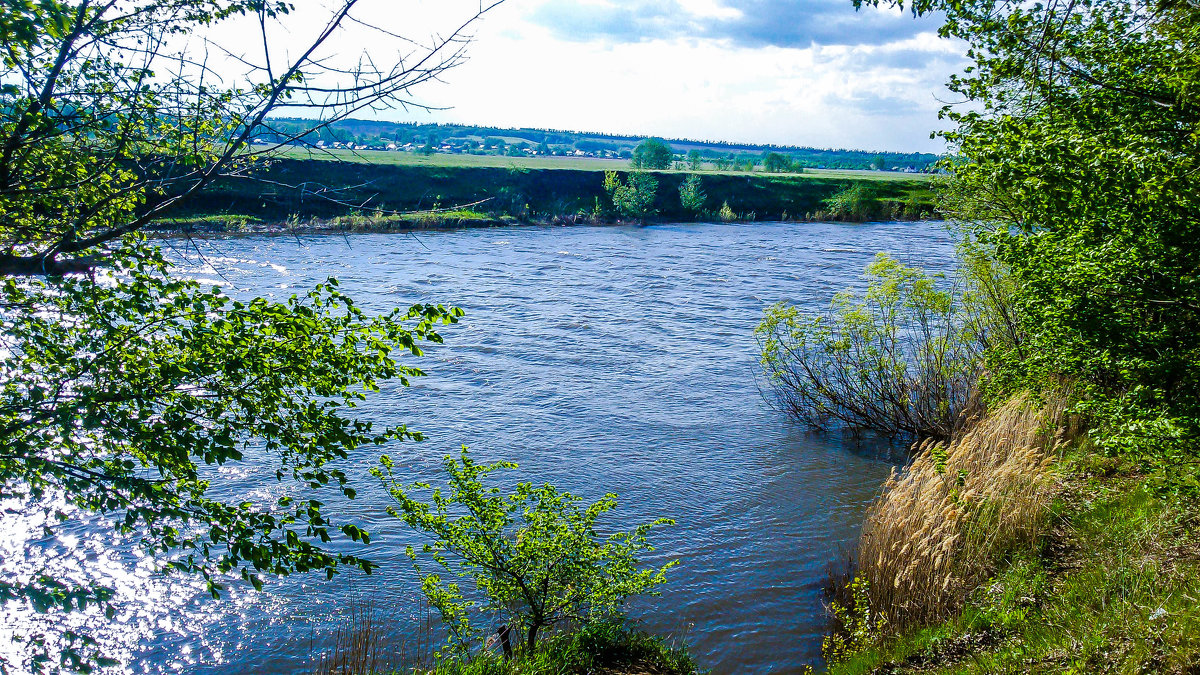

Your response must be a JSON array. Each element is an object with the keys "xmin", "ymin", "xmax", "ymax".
[{"xmin": 238, "ymin": 0, "xmax": 966, "ymax": 153}]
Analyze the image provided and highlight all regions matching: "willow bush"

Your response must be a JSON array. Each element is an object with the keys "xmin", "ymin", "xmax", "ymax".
[{"xmin": 757, "ymin": 253, "xmax": 984, "ymax": 441}]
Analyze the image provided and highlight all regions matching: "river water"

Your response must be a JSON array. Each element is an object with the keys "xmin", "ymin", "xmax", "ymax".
[{"xmin": 3, "ymin": 221, "xmax": 955, "ymax": 674}]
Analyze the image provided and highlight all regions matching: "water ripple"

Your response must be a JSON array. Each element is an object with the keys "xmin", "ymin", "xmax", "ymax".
[{"xmin": 6, "ymin": 221, "xmax": 954, "ymax": 674}]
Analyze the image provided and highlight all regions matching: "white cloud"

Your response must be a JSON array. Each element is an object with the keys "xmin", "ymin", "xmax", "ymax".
[
  {"xmin": 677, "ymin": 0, "xmax": 745, "ymax": 20},
  {"xmin": 202, "ymin": 0, "xmax": 963, "ymax": 152},
  {"xmin": 399, "ymin": 18, "xmax": 958, "ymax": 151}
]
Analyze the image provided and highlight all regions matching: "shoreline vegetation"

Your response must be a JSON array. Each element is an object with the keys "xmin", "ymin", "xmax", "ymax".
[
  {"xmin": 759, "ymin": 235, "xmax": 1200, "ymax": 673},
  {"xmin": 315, "ymin": 613, "xmax": 698, "ymax": 675},
  {"xmin": 761, "ymin": 253, "xmax": 1200, "ymax": 673},
  {"xmin": 754, "ymin": 0, "xmax": 1200, "ymax": 671},
  {"xmin": 819, "ymin": 396, "xmax": 1200, "ymax": 674},
  {"xmin": 148, "ymin": 159, "xmax": 936, "ymax": 236},
  {"xmin": 146, "ymin": 209, "xmax": 943, "ymax": 238}
]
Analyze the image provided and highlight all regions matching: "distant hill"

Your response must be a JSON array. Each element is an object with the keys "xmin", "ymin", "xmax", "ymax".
[{"xmin": 251, "ymin": 118, "xmax": 940, "ymax": 172}]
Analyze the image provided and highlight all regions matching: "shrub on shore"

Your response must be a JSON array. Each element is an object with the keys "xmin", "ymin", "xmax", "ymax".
[
  {"xmin": 603, "ymin": 170, "xmax": 660, "ymax": 221},
  {"xmin": 427, "ymin": 621, "xmax": 699, "ymax": 675},
  {"xmin": 313, "ymin": 613, "xmax": 698, "ymax": 675},
  {"xmin": 757, "ymin": 253, "xmax": 984, "ymax": 441},
  {"xmin": 823, "ymin": 184, "xmax": 881, "ymax": 221}
]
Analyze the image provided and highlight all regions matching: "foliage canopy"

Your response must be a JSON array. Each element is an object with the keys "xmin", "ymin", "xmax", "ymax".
[
  {"xmin": 0, "ymin": 0, "xmax": 493, "ymax": 670},
  {"xmin": 763, "ymin": 152, "xmax": 794, "ymax": 173},
  {"xmin": 857, "ymin": 0, "xmax": 1200, "ymax": 489}
]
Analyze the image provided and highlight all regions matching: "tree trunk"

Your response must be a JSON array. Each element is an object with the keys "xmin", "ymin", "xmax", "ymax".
[
  {"xmin": 526, "ymin": 623, "xmax": 540, "ymax": 652},
  {"xmin": 497, "ymin": 624, "xmax": 513, "ymax": 658},
  {"xmin": 0, "ymin": 253, "xmax": 106, "ymax": 277}
]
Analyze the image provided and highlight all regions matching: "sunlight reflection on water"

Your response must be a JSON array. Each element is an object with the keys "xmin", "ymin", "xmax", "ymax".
[{"xmin": 3, "ymin": 221, "xmax": 955, "ymax": 674}]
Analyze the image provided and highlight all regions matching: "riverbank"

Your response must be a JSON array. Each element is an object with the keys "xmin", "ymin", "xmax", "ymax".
[
  {"xmin": 827, "ymin": 414, "xmax": 1200, "ymax": 674},
  {"xmin": 155, "ymin": 158, "xmax": 934, "ymax": 231},
  {"xmin": 147, "ymin": 210, "xmax": 520, "ymax": 236},
  {"xmin": 314, "ymin": 618, "xmax": 700, "ymax": 675},
  {"xmin": 426, "ymin": 622, "xmax": 698, "ymax": 675},
  {"xmin": 145, "ymin": 210, "xmax": 940, "ymax": 238}
]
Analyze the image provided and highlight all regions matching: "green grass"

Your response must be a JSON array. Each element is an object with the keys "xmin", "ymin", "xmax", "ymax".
[
  {"xmin": 263, "ymin": 146, "xmax": 933, "ymax": 183},
  {"xmin": 805, "ymin": 168, "xmax": 935, "ymax": 182},
  {"xmin": 269, "ymin": 145, "xmax": 631, "ymax": 172},
  {"xmin": 165, "ymin": 156, "xmax": 935, "ymax": 229},
  {"xmin": 829, "ymin": 454, "xmax": 1200, "ymax": 674},
  {"xmin": 422, "ymin": 622, "xmax": 700, "ymax": 675}
]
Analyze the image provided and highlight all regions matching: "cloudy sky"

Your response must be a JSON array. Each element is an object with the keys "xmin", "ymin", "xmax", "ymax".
[{"xmin": 241, "ymin": 1, "xmax": 967, "ymax": 153}]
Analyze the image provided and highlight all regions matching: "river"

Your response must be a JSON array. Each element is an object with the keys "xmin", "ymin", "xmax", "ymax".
[{"xmin": 4, "ymin": 220, "xmax": 955, "ymax": 674}]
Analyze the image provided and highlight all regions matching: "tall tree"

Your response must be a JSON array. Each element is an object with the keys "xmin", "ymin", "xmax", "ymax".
[
  {"xmin": 631, "ymin": 137, "xmax": 674, "ymax": 170},
  {"xmin": 763, "ymin": 152, "xmax": 794, "ymax": 173},
  {"xmin": 0, "ymin": 1, "xmax": 498, "ymax": 670},
  {"xmin": 860, "ymin": 0, "xmax": 1200, "ymax": 489}
]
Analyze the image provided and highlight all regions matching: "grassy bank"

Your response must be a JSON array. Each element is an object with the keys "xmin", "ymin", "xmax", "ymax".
[
  {"xmin": 315, "ymin": 620, "xmax": 700, "ymax": 675},
  {"xmin": 156, "ymin": 158, "xmax": 934, "ymax": 233},
  {"xmin": 267, "ymin": 146, "xmax": 938, "ymax": 182},
  {"xmin": 826, "ymin": 412, "xmax": 1200, "ymax": 674},
  {"xmin": 424, "ymin": 622, "xmax": 698, "ymax": 675}
]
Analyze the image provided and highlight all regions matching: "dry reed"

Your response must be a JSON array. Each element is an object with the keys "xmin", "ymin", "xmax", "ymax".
[
  {"xmin": 314, "ymin": 601, "xmax": 433, "ymax": 675},
  {"xmin": 314, "ymin": 602, "xmax": 392, "ymax": 675},
  {"xmin": 856, "ymin": 392, "xmax": 1067, "ymax": 630}
]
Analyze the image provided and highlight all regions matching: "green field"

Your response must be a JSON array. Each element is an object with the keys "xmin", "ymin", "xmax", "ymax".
[
  {"xmin": 264, "ymin": 146, "xmax": 935, "ymax": 182},
  {"xmin": 162, "ymin": 153, "xmax": 935, "ymax": 232}
]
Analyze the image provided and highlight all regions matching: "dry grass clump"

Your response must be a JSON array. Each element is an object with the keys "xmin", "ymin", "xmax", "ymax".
[
  {"xmin": 857, "ymin": 393, "xmax": 1068, "ymax": 630},
  {"xmin": 315, "ymin": 601, "xmax": 432, "ymax": 675},
  {"xmin": 315, "ymin": 603, "xmax": 393, "ymax": 675}
]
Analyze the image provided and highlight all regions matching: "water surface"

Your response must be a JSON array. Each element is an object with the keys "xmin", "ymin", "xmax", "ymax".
[{"xmin": 4, "ymin": 221, "xmax": 955, "ymax": 673}]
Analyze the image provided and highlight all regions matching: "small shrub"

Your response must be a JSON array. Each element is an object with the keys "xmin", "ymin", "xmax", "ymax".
[
  {"xmin": 429, "ymin": 620, "xmax": 700, "ymax": 675},
  {"xmin": 824, "ymin": 183, "xmax": 879, "ymax": 221},
  {"xmin": 823, "ymin": 577, "xmax": 887, "ymax": 665},
  {"xmin": 717, "ymin": 201, "xmax": 736, "ymax": 222},
  {"xmin": 375, "ymin": 448, "xmax": 675, "ymax": 660},
  {"xmin": 603, "ymin": 171, "xmax": 659, "ymax": 221},
  {"xmin": 678, "ymin": 174, "xmax": 707, "ymax": 217},
  {"xmin": 902, "ymin": 194, "xmax": 923, "ymax": 220}
]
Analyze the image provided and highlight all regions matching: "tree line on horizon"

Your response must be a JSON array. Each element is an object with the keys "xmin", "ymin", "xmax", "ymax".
[{"xmin": 253, "ymin": 117, "xmax": 939, "ymax": 171}]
